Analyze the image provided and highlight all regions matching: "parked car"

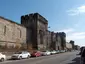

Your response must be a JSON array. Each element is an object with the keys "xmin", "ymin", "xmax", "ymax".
[
  {"xmin": 0, "ymin": 53, "xmax": 6, "ymax": 62},
  {"xmin": 79, "ymin": 47, "xmax": 85, "ymax": 55},
  {"xmin": 60, "ymin": 50, "xmax": 66, "ymax": 53},
  {"xmin": 51, "ymin": 50, "xmax": 56, "ymax": 54},
  {"xmin": 31, "ymin": 51, "xmax": 42, "ymax": 57},
  {"xmin": 11, "ymin": 51, "xmax": 31, "ymax": 60},
  {"xmin": 41, "ymin": 51, "xmax": 51, "ymax": 56},
  {"xmin": 56, "ymin": 50, "xmax": 60, "ymax": 54},
  {"xmin": 80, "ymin": 48, "xmax": 85, "ymax": 64}
]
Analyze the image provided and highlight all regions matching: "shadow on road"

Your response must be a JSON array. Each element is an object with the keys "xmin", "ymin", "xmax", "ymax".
[{"xmin": 68, "ymin": 57, "xmax": 80, "ymax": 64}]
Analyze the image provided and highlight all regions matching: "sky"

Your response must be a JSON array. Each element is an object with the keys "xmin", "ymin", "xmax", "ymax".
[{"xmin": 0, "ymin": 0, "xmax": 85, "ymax": 47}]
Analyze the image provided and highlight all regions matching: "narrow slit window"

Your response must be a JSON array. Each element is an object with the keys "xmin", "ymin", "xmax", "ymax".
[{"xmin": 4, "ymin": 26, "xmax": 6, "ymax": 35}]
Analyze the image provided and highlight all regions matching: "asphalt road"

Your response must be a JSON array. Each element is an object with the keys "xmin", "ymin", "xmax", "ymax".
[{"xmin": 1, "ymin": 51, "xmax": 80, "ymax": 64}]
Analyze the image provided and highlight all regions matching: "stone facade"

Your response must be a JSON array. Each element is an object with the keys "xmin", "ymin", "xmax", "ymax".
[
  {"xmin": 58, "ymin": 32, "xmax": 66, "ymax": 50},
  {"xmin": 69, "ymin": 40, "xmax": 75, "ymax": 50},
  {"xmin": 0, "ymin": 13, "xmax": 67, "ymax": 51},
  {"xmin": 56, "ymin": 33, "xmax": 62, "ymax": 50},
  {"xmin": 46, "ymin": 31, "xmax": 51, "ymax": 50},
  {"xmin": 37, "ymin": 14, "xmax": 48, "ymax": 51},
  {"xmin": 0, "ymin": 17, "xmax": 26, "ymax": 49},
  {"xmin": 50, "ymin": 32, "xmax": 56, "ymax": 50},
  {"xmin": 50, "ymin": 32, "xmax": 65, "ymax": 51},
  {"xmin": 66, "ymin": 42, "xmax": 72, "ymax": 51},
  {"xmin": 21, "ymin": 13, "xmax": 67, "ymax": 51},
  {"xmin": 21, "ymin": 13, "xmax": 48, "ymax": 50}
]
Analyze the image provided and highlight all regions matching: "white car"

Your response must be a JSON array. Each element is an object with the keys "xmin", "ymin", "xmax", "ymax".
[
  {"xmin": 0, "ymin": 53, "xmax": 6, "ymax": 62},
  {"xmin": 42, "ymin": 51, "xmax": 51, "ymax": 56},
  {"xmin": 11, "ymin": 51, "xmax": 31, "ymax": 60},
  {"xmin": 51, "ymin": 50, "xmax": 56, "ymax": 54},
  {"xmin": 60, "ymin": 50, "xmax": 66, "ymax": 53},
  {"xmin": 56, "ymin": 50, "xmax": 60, "ymax": 54}
]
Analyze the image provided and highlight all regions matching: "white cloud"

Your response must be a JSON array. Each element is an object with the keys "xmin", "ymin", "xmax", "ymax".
[
  {"xmin": 74, "ymin": 23, "xmax": 79, "ymax": 27},
  {"xmin": 72, "ymin": 32, "xmax": 85, "ymax": 36},
  {"xmin": 66, "ymin": 32, "xmax": 85, "ymax": 41},
  {"xmin": 66, "ymin": 32, "xmax": 85, "ymax": 47},
  {"xmin": 67, "ymin": 5, "xmax": 85, "ymax": 16},
  {"xmin": 55, "ymin": 28, "xmax": 74, "ymax": 33}
]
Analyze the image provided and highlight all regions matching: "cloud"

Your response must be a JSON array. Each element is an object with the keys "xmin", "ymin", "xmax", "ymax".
[
  {"xmin": 55, "ymin": 28, "xmax": 74, "ymax": 33},
  {"xmin": 66, "ymin": 32, "xmax": 85, "ymax": 47},
  {"xmin": 66, "ymin": 32, "xmax": 85, "ymax": 41},
  {"xmin": 67, "ymin": 5, "xmax": 85, "ymax": 16},
  {"xmin": 72, "ymin": 32, "xmax": 85, "ymax": 36},
  {"xmin": 74, "ymin": 23, "xmax": 79, "ymax": 27}
]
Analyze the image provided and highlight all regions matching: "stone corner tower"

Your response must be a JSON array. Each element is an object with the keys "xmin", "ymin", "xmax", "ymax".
[{"xmin": 21, "ymin": 13, "xmax": 48, "ymax": 50}]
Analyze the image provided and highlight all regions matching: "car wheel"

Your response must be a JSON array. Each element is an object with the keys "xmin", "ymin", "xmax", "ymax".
[
  {"xmin": 19, "ymin": 56, "xmax": 22, "ymax": 60},
  {"xmin": 27, "ymin": 55, "xmax": 30, "ymax": 59},
  {"xmin": 1, "ymin": 58, "xmax": 4, "ymax": 62}
]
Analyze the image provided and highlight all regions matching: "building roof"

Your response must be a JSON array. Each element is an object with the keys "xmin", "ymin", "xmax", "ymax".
[
  {"xmin": 0, "ymin": 16, "xmax": 26, "ymax": 28},
  {"xmin": 34, "ymin": 13, "xmax": 48, "ymax": 23}
]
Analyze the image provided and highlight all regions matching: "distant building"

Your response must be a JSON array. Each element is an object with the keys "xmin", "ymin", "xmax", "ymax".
[
  {"xmin": 49, "ymin": 32, "xmax": 66, "ymax": 51},
  {"xmin": 74, "ymin": 45, "xmax": 80, "ymax": 50},
  {"xmin": 70, "ymin": 40, "xmax": 75, "ymax": 50},
  {"xmin": 66, "ymin": 42, "xmax": 72, "ymax": 51},
  {"xmin": 57, "ymin": 32, "xmax": 66, "ymax": 50}
]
